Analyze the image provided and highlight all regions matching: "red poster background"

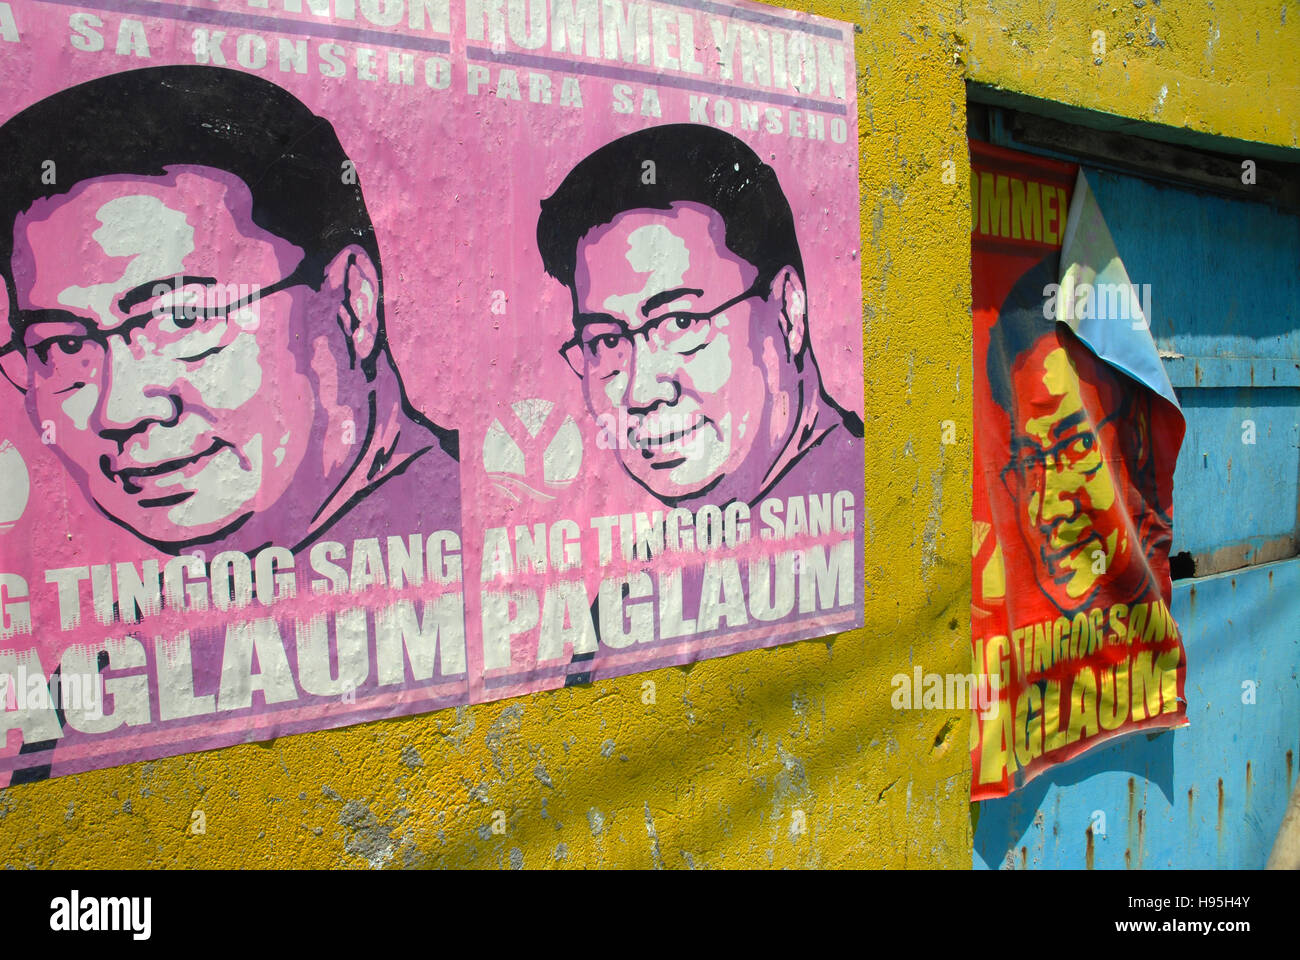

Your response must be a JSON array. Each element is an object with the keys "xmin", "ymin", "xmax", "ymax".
[{"xmin": 970, "ymin": 141, "xmax": 1187, "ymax": 799}]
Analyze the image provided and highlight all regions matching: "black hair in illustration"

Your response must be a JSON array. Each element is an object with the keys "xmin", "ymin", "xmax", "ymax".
[
  {"xmin": 986, "ymin": 255, "xmax": 1060, "ymax": 415},
  {"xmin": 0, "ymin": 65, "xmax": 381, "ymax": 326},
  {"xmin": 537, "ymin": 123, "xmax": 805, "ymax": 297}
]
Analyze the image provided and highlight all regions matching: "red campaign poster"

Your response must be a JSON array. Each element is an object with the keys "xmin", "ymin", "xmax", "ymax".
[{"xmin": 970, "ymin": 140, "xmax": 1188, "ymax": 799}]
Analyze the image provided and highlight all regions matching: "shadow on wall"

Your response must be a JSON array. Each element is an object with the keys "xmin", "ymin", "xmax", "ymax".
[{"xmin": 974, "ymin": 728, "xmax": 1176, "ymax": 870}]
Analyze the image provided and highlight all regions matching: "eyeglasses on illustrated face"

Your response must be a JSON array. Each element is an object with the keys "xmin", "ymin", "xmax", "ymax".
[
  {"xmin": 559, "ymin": 280, "xmax": 768, "ymax": 380},
  {"xmin": 1000, "ymin": 425, "xmax": 1105, "ymax": 495},
  {"xmin": 1, "ymin": 267, "xmax": 315, "ymax": 390}
]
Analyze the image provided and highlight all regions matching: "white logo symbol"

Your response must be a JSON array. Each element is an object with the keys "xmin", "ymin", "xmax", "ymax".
[
  {"xmin": 0, "ymin": 439, "xmax": 30, "ymax": 533},
  {"xmin": 483, "ymin": 399, "xmax": 582, "ymax": 501}
]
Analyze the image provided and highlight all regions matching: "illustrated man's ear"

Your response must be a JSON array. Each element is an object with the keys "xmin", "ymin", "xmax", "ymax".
[
  {"xmin": 322, "ymin": 245, "xmax": 381, "ymax": 369},
  {"xmin": 771, "ymin": 266, "xmax": 807, "ymax": 363},
  {"xmin": 0, "ymin": 276, "xmax": 25, "ymax": 396}
]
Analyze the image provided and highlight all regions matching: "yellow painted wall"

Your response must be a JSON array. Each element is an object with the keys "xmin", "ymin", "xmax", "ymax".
[
  {"xmin": 963, "ymin": 0, "xmax": 1299, "ymax": 150},
  {"xmin": 1, "ymin": 0, "xmax": 1293, "ymax": 868}
]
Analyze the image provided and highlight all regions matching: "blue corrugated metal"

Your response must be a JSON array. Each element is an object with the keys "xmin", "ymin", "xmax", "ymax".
[
  {"xmin": 975, "ymin": 558, "xmax": 1300, "ymax": 869},
  {"xmin": 1169, "ymin": 386, "xmax": 1300, "ymax": 558}
]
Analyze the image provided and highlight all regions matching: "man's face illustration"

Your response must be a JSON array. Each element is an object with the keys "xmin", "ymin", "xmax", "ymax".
[
  {"xmin": 1006, "ymin": 340, "xmax": 1132, "ymax": 612},
  {"xmin": 7, "ymin": 166, "xmax": 354, "ymax": 550},
  {"xmin": 569, "ymin": 202, "xmax": 795, "ymax": 503}
]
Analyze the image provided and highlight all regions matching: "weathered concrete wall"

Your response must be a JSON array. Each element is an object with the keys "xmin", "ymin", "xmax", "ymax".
[
  {"xmin": 962, "ymin": 0, "xmax": 1298, "ymax": 150},
  {"xmin": 1, "ymin": 0, "xmax": 1293, "ymax": 868}
]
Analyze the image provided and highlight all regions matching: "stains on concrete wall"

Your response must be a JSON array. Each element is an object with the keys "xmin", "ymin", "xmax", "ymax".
[{"xmin": 962, "ymin": 0, "xmax": 1299, "ymax": 148}]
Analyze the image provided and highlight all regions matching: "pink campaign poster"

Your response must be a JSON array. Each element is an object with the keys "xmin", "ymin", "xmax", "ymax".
[{"xmin": 0, "ymin": 0, "xmax": 863, "ymax": 781}]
